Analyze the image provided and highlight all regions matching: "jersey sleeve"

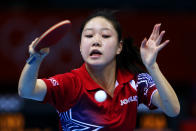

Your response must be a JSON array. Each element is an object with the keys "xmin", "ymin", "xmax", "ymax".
[
  {"xmin": 41, "ymin": 72, "xmax": 82, "ymax": 112},
  {"xmin": 137, "ymin": 73, "xmax": 158, "ymax": 110}
]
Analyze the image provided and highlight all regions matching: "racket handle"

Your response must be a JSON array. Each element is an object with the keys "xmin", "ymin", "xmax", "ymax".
[{"xmin": 26, "ymin": 55, "xmax": 36, "ymax": 64}]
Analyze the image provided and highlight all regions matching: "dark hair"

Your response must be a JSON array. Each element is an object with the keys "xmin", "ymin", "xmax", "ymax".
[
  {"xmin": 80, "ymin": 9, "xmax": 146, "ymax": 74},
  {"xmin": 80, "ymin": 9, "xmax": 122, "ymax": 41}
]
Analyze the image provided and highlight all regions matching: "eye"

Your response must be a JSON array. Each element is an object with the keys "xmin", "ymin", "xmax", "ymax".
[
  {"xmin": 85, "ymin": 35, "xmax": 93, "ymax": 38},
  {"xmin": 102, "ymin": 35, "xmax": 111, "ymax": 38}
]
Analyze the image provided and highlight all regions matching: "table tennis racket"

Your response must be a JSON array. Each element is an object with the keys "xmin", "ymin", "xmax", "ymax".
[{"xmin": 27, "ymin": 20, "xmax": 71, "ymax": 64}]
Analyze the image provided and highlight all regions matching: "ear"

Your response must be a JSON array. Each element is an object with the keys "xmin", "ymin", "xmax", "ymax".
[
  {"xmin": 79, "ymin": 42, "xmax": 82, "ymax": 53},
  {"xmin": 116, "ymin": 40, "xmax": 123, "ymax": 55}
]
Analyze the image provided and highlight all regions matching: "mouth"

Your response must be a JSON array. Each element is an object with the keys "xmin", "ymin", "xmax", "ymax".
[{"xmin": 89, "ymin": 49, "xmax": 102, "ymax": 57}]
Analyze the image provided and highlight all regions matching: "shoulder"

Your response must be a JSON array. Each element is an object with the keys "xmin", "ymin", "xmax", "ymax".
[
  {"xmin": 54, "ymin": 65, "xmax": 85, "ymax": 80},
  {"xmin": 136, "ymin": 73, "xmax": 155, "ymax": 87},
  {"xmin": 44, "ymin": 66, "xmax": 83, "ymax": 86}
]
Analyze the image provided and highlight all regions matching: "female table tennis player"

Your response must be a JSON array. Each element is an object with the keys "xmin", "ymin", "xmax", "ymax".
[{"xmin": 18, "ymin": 10, "xmax": 180, "ymax": 130}]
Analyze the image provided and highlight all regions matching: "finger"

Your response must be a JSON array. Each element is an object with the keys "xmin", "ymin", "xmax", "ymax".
[
  {"xmin": 154, "ymin": 24, "xmax": 161, "ymax": 40},
  {"xmin": 140, "ymin": 37, "xmax": 147, "ymax": 48},
  {"xmin": 149, "ymin": 24, "xmax": 159, "ymax": 40},
  {"xmin": 29, "ymin": 38, "xmax": 39, "ymax": 48},
  {"xmin": 29, "ymin": 38, "xmax": 39, "ymax": 54},
  {"xmin": 40, "ymin": 47, "xmax": 50, "ymax": 55},
  {"xmin": 32, "ymin": 37, "xmax": 39, "ymax": 48},
  {"xmin": 157, "ymin": 40, "xmax": 169, "ymax": 51},
  {"xmin": 149, "ymin": 24, "xmax": 157, "ymax": 40},
  {"xmin": 29, "ymin": 46, "xmax": 35, "ymax": 55},
  {"xmin": 156, "ymin": 30, "xmax": 165, "ymax": 46}
]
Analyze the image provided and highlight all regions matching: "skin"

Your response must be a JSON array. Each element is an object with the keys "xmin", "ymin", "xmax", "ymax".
[
  {"xmin": 80, "ymin": 17, "xmax": 122, "ymax": 97},
  {"xmin": 140, "ymin": 24, "xmax": 180, "ymax": 117},
  {"xmin": 18, "ymin": 17, "xmax": 180, "ymax": 117}
]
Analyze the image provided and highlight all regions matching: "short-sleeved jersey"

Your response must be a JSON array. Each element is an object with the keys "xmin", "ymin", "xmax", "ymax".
[{"xmin": 42, "ymin": 63, "xmax": 157, "ymax": 131}]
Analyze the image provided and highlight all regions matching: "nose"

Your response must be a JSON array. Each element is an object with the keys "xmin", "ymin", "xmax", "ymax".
[
  {"xmin": 92, "ymin": 35, "xmax": 102, "ymax": 47},
  {"xmin": 92, "ymin": 42, "xmax": 101, "ymax": 47}
]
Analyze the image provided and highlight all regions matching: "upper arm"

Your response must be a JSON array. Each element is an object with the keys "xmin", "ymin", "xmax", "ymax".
[
  {"xmin": 137, "ymin": 73, "xmax": 158, "ymax": 109},
  {"xmin": 39, "ymin": 73, "xmax": 82, "ymax": 111},
  {"xmin": 30, "ymin": 79, "xmax": 47, "ymax": 101},
  {"xmin": 151, "ymin": 91, "xmax": 165, "ymax": 112}
]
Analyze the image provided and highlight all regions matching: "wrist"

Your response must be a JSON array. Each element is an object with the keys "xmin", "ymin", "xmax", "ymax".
[
  {"xmin": 145, "ymin": 62, "xmax": 159, "ymax": 72},
  {"xmin": 26, "ymin": 53, "xmax": 46, "ymax": 64}
]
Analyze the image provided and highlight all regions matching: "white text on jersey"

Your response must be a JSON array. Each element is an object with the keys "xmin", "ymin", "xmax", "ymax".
[{"xmin": 120, "ymin": 96, "xmax": 137, "ymax": 106}]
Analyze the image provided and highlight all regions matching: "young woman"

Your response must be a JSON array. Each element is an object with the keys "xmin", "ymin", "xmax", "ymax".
[{"xmin": 18, "ymin": 10, "xmax": 180, "ymax": 131}]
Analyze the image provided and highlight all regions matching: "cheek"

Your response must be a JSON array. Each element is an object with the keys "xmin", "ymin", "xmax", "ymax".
[
  {"xmin": 80, "ymin": 40, "xmax": 90, "ymax": 57},
  {"xmin": 105, "ymin": 40, "xmax": 119, "ymax": 54}
]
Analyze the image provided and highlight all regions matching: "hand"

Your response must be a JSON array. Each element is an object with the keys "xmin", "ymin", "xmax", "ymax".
[
  {"xmin": 140, "ymin": 24, "xmax": 169, "ymax": 69},
  {"xmin": 29, "ymin": 37, "xmax": 50, "ymax": 58}
]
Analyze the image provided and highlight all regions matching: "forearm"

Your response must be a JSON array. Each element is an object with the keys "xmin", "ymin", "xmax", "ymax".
[
  {"xmin": 18, "ymin": 55, "xmax": 44, "ymax": 98},
  {"xmin": 146, "ymin": 63, "xmax": 180, "ymax": 117}
]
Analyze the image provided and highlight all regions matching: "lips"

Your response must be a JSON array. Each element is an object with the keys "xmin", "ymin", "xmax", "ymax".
[{"xmin": 90, "ymin": 49, "xmax": 102, "ymax": 56}]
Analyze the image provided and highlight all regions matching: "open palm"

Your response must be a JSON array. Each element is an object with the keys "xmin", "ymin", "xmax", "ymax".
[{"xmin": 140, "ymin": 24, "xmax": 169, "ymax": 68}]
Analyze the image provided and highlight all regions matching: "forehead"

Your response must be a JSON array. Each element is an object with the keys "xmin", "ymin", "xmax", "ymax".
[{"xmin": 83, "ymin": 16, "xmax": 115, "ymax": 31}]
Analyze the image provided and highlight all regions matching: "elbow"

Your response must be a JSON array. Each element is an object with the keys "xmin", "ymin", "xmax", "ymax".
[
  {"xmin": 18, "ymin": 86, "xmax": 30, "ymax": 99},
  {"xmin": 18, "ymin": 85, "xmax": 22, "ymax": 97},
  {"xmin": 18, "ymin": 82, "xmax": 25, "ymax": 98},
  {"xmin": 18, "ymin": 86, "xmax": 25, "ymax": 98},
  {"xmin": 166, "ymin": 104, "xmax": 181, "ymax": 117},
  {"xmin": 173, "ymin": 105, "xmax": 181, "ymax": 117}
]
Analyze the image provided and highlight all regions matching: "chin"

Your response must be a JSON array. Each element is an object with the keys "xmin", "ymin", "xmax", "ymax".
[
  {"xmin": 86, "ymin": 61, "xmax": 106, "ymax": 68},
  {"xmin": 84, "ymin": 56, "xmax": 116, "ymax": 68}
]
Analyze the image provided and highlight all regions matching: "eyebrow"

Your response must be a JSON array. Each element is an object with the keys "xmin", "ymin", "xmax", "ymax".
[{"xmin": 83, "ymin": 28, "xmax": 111, "ymax": 32}]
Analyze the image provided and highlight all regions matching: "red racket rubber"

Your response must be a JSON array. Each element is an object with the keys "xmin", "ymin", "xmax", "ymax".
[
  {"xmin": 34, "ymin": 20, "xmax": 71, "ymax": 52},
  {"xmin": 27, "ymin": 20, "xmax": 71, "ymax": 64}
]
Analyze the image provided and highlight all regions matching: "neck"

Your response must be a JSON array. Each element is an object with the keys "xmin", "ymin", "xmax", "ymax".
[{"xmin": 85, "ymin": 60, "xmax": 117, "ymax": 91}]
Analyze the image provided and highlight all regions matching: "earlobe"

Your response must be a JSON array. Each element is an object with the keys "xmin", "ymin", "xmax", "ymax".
[
  {"xmin": 117, "ymin": 49, "xmax": 121, "ymax": 55},
  {"xmin": 79, "ymin": 43, "xmax": 82, "ymax": 53},
  {"xmin": 117, "ymin": 40, "xmax": 123, "ymax": 55}
]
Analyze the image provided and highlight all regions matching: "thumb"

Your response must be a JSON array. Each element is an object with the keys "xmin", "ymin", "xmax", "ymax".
[
  {"xmin": 140, "ymin": 37, "xmax": 147, "ymax": 49},
  {"xmin": 40, "ymin": 47, "xmax": 50, "ymax": 56}
]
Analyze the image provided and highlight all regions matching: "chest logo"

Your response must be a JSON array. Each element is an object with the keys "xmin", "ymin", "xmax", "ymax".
[{"xmin": 120, "ymin": 95, "xmax": 137, "ymax": 106}]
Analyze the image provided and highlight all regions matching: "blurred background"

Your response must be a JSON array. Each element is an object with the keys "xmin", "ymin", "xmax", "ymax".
[{"xmin": 0, "ymin": 0, "xmax": 196, "ymax": 131}]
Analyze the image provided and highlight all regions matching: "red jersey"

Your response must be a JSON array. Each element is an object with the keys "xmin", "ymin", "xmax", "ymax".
[{"xmin": 42, "ymin": 63, "xmax": 157, "ymax": 131}]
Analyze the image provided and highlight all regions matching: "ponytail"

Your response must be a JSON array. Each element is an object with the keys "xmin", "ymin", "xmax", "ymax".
[{"xmin": 116, "ymin": 37, "xmax": 146, "ymax": 74}]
